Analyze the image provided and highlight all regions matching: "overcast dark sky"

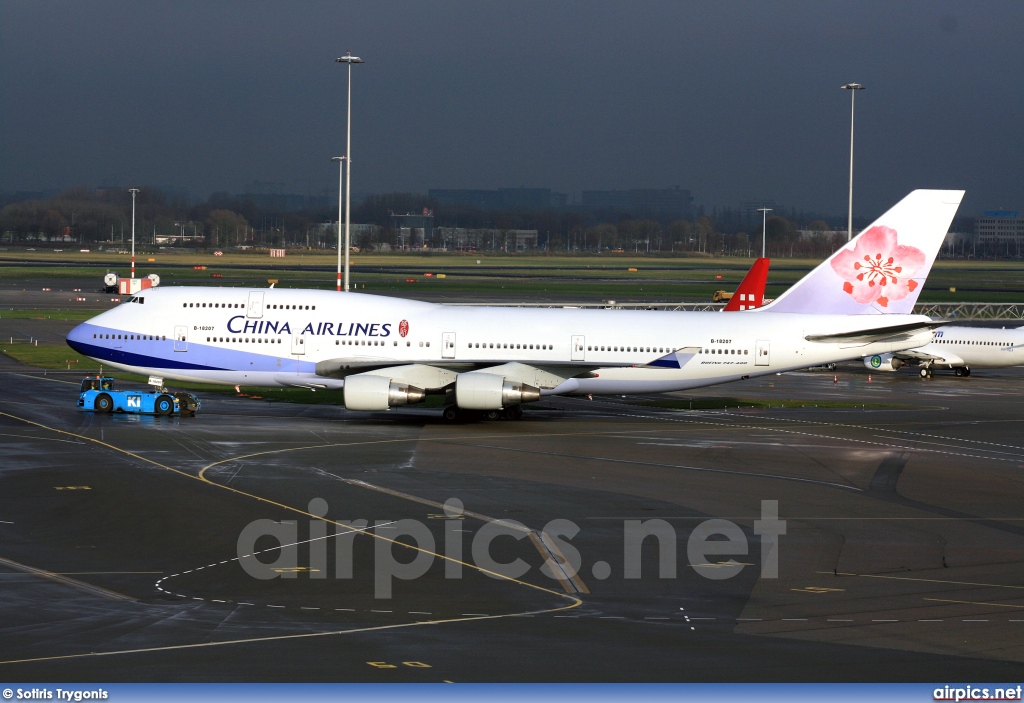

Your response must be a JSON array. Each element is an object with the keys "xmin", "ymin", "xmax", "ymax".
[{"xmin": 1, "ymin": 1, "xmax": 1022, "ymax": 216}]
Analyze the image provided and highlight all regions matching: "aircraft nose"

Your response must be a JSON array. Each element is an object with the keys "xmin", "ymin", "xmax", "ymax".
[{"xmin": 66, "ymin": 322, "xmax": 90, "ymax": 355}]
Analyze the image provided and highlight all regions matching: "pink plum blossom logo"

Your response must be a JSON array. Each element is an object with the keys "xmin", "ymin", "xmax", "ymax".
[{"xmin": 830, "ymin": 226, "xmax": 926, "ymax": 307}]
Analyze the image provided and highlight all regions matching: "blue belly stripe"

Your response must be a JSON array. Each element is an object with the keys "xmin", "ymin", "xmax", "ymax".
[{"xmin": 66, "ymin": 338, "xmax": 227, "ymax": 370}]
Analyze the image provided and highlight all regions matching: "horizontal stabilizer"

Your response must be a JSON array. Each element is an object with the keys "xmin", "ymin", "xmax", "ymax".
[{"xmin": 805, "ymin": 321, "xmax": 945, "ymax": 345}]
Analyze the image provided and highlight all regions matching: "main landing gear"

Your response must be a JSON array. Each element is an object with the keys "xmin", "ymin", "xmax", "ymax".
[
  {"xmin": 442, "ymin": 405, "xmax": 524, "ymax": 423},
  {"xmin": 954, "ymin": 367, "xmax": 971, "ymax": 377},
  {"xmin": 919, "ymin": 367, "xmax": 933, "ymax": 379}
]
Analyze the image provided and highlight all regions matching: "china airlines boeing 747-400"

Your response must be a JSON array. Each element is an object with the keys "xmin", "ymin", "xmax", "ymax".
[{"xmin": 66, "ymin": 190, "xmax": 963, "ymax": 419}]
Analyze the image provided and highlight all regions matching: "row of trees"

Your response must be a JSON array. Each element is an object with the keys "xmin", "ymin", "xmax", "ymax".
[
  {"xmin": 0, "ymin": 187, "xmax": 941, "ymax": 259},
  {"xmin": 0, "ymin": 189, "xmax": 319, "ymax": 249}
]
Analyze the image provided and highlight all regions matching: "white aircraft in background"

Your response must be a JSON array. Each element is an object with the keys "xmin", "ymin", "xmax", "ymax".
[
  {"xmin": 67, "ymin": 190, "xmax": 963, "ymax": 420},
  {"xmin": 865, "ymin": 325, "xmax": 1024, "ymax": 378}
]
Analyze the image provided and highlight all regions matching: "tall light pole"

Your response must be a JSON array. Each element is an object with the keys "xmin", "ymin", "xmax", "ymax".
[
  {"xmin": 331, "ymin": 156, "xmax": 346, "ymax": 291},
  {"xmin": 129, "ymin": 188, "xmax": 139, "ymax": 279},
  {"xmin": 336, "ymin": 51, "xmax": 364, "ymax": 292},
  {"xmin": 842, "ymin": 83, "xmax": 864, "ymax": 241},
  {"xmin": 756, "ymin": 207, "xmax": 772, "ymax": 258}
]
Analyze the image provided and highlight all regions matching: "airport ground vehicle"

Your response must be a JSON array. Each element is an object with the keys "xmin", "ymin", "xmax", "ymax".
[{"xmin": 78, "ymin": 376, "xmax": 200, "ymax": 416}]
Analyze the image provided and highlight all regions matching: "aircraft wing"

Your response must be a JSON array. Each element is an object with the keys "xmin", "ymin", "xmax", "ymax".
[{"xmin": 314, "ymin": 350, "xmax": 704, "ymax": 392}]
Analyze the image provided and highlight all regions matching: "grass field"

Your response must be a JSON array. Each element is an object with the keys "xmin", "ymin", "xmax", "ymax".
[
  {"xmin": 3, "ymin": 250, "xmax": 1024, "ymax": 300},
  {"xmin": 0, "ymin": 308, "xmax": 101, "ymax": 321},
  {"xmin": 636, "ymin": 398, "xmax": 910, "ymax": 410}
]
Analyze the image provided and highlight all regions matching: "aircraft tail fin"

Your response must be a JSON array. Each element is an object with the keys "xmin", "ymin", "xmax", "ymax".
[
  {"xmin": 723, "ymin": 258, "xmax": 770, "ymax": 311},
  {"xmin": 761, "ymin": 190, "xmax": 964, "ymax": 315}
]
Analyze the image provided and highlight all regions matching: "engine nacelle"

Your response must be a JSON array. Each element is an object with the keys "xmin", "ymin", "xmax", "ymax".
[
  {"xmin": 455, "ymin": 372, "xmax": 541, "ymax": 410},
  {"xmin": 864, "ymin": 353, "xmax": 904, "ymax": 372},
  {"xmin": 343, "ymin": 374, "xmax": 426, "ymax": 411}
]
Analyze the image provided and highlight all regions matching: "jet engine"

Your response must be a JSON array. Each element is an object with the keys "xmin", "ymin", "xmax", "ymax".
[
  {"xmin": 455, "ymin": 372, "xmax": 541, "ymax": 410},
  {"xmin": 863, "ymin": 353, "xmax": 904, "ymax": 372},
  {"xmin": 343, "ymin": 374, "xmax": 426, "ymax": 411}
]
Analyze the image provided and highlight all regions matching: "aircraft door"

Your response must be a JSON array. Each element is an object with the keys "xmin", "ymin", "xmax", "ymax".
[
  {"xmin": 755, "ymin": 339, "xmax": 770, "ymax": 366},
  {"xmin": 247, "ymin": 291, "xmax": 264, "ymax": 319},
  {"xmin": 174, "ymin": 325, "xmax": 188, "ymax": 352},
  {"xmin": 442, "ymin": 332, "xmax": 456, "ymax": 359},
  {"xmin": 571, "ymin": 335, "xmax": 585, "ymax": 361},
  {"xmin": 291, "ymin": 334, "xmax": 306, "ymax": 355}
]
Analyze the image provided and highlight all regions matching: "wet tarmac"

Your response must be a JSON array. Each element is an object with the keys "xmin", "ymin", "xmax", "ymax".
[{"xmin": 2, "ymin": 330, "xmax": 1024, "ymax": 681}]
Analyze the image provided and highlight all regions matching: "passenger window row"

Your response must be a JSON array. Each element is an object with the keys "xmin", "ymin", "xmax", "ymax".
[
  {"xmin": 93, "ymin": 333, "xmax": 164, "ymax": 341},
  {"xmin": 940, "ymin": 339, "xmax": 1001, "ymax": 345},
  {"xmin": 588, "ymin": 345, "xmax": 669, "ymax": 353},
  {"xmin": 207, "ymin": 337, "xmax": 283, "ymax": 344},
  {"xmin": 468, "ymin": 343, "xmax": 552, "ymax": 350},
  {"xmin": 700, "ymin": 348, "xmax": 749, "ymax": 355},
  {"xmin": 181, "ymin": 302, "xmax": 316, "ymax": 310}
]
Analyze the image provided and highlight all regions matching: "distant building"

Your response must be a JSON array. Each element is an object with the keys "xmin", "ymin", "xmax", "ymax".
[
  {"xmin": 796, "ymin": 229, "xmax": 846, "ymax": 241},
  {"xmin": 391, "ymin": 211, "xmax": 434, "ymax": 248},
  {"xmin": 429, "ymin": 188, "xmax": 567, "ymax": 211},
  {"xmin": 437, "ymin": 227, "xmax": 539, "ymax": 251},
  {"xmin": 976, "ymin": 211, "xmax": 1024, "ymax": 245},
  {"xmin": 581, "ymin": 187, "xmax": 693, "ymax": 220}
]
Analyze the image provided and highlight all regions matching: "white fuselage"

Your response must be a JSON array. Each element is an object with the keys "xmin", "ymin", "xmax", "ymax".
[
  {"xmin": 922, "ymin": 325, "xmax": 1024, "ymax": 369},
  {"xmin": 67, "ymin": 286, "xmax": 937, "ymax": 395}
]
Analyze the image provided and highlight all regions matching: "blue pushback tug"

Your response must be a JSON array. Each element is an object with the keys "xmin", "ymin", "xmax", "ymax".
[{"xmin": 78, "ymin": 376, "xmax": 200, "ymax": 416}]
